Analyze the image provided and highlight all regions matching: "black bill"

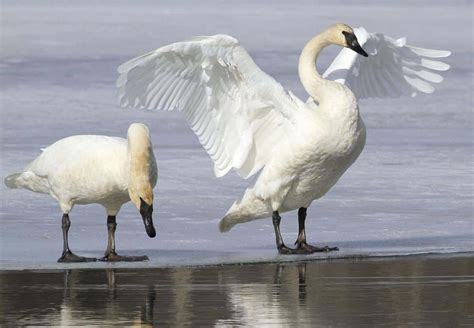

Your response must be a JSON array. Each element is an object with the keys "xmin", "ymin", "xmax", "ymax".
[
  {"xmin": 342, "ymin": 31, "xmax": 368, "ymax": 57},
  {"xmin": 140, "ymin": 197, "xmax": 156, "ymax": 238}
]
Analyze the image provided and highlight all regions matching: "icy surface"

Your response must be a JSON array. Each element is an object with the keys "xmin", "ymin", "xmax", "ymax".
[{"xmin": 0, "ymin": 0, "xmax": 472, "ymax": 270}]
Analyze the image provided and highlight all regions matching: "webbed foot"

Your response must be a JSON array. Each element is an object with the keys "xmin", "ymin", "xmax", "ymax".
[
  {"xmin": 296, "ymin": 241, "xmax": 339, "ymax": 252},
  {"xmin": 99, "ymin": 252, "xmax": 149, "ymax": 262},
  {"xmin": 58, "ymin": 250, "xmax": 97, "ymax": 263},
  {"xmin": 278, "ymin": 244, "xmax": 314, "ymax": 255}
]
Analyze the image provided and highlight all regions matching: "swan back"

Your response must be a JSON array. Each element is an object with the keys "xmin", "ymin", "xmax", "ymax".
[{"xmin": 4, "ymin": 135, "xmax": 129, "ymax": 200}]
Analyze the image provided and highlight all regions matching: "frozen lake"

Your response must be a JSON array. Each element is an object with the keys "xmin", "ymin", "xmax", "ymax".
[{"xmin": 0, "ymin": 0, "xmax": 472, "ymax": 270}]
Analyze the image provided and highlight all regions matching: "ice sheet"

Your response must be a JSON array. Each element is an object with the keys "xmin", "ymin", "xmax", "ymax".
[{"xmin": 0, "ymin": 0, "xmax": 472, "ymax": 270}]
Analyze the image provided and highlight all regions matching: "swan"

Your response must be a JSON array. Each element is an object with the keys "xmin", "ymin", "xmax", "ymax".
[
  {"xmin": 4, "ymin": 123, "xmax": 158, "ymax": 262},
  {"xmin": 116, "ymin": 24, "xmax": 450, "ymax": 254}
]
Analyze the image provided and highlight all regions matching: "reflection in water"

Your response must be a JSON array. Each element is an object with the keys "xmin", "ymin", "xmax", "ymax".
[
  {"xmin": 60, "ymin": 268, "xmax": 157, "ymax": 326},
  {"xmin": 0, "ymin": 256, "xmax": 473, "ymax": 327}
]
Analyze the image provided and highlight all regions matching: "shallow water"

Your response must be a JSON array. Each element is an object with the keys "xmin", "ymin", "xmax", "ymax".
[{"xmin": 1, "ymin": 255, "xmax": 472, "ymax": 327}]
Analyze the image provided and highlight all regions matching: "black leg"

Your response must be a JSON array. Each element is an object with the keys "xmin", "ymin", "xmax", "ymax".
[
  {"xmin": 272, "ymin": 211, "xmax": 312, "ymax": 255},
  {"xmin": 294, "ymin": 207, "xmax": 339, "ymax": 252},
  {"xmin": 57, "ymin": 214, "xmax": 97, "ymax": 263},
  {"xmin": 296, "ymin": 208, "xmax": 308, "ymax": 246},
  {"xmin": 62, "ymin": 213, "xmax": 70, "ymax": 253},
  {"xmin": 99, "ymin": 216, "xmax": 149, "ymax": 262},
  {"xmin": 272, "ymin": 211, "xmax": 284, "ymax": 248}
]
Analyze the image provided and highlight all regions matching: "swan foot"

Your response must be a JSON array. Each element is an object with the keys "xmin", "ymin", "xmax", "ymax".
[
  {"xmin": 278, "ymin": 244, "xmax": 314, "ymax": 255},
  {"xmin": 293, "ymin": 208, "xmax": 339, "ymax": 253},
  {"xmin": 58, "ymin": 251, "xmax": 97, "ymax": 263},
  {"xmin": 99, "ymin": 252, "xmax": 149, "ymax": 262},
  {"xmin": 296, "ymin": 242, "xmax": 339, "ymax": 252}
]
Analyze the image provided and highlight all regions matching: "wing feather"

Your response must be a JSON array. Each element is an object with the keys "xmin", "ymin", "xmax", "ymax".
[
  {"xmin": 408, "ymin": 46, "xmax": 451, "ymax": 58},
  {"xmin": 420, "ymin": 58, "xmax": 450, "ymax": 71},
  {"xmin": 323, "ymin": 27, "xmax": 451, "ymax": 99},
  {"xmin": 117, "ymin": 35, "xmax": 299, "ymax": 178}
]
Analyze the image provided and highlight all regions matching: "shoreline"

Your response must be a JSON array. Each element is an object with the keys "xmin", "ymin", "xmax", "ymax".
[{"xmin": 2, "ymin": 251, "xmax": 472, "ymax": 272}]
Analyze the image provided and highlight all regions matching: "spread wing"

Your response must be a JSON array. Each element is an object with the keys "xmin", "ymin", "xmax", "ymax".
[
  {"xmin": 117, "ymin": 35, "xmax": 300, "ymax": 179},
  {"xmin": 323, "ymin": 27, "xmax": 451, "ymax": 99}
]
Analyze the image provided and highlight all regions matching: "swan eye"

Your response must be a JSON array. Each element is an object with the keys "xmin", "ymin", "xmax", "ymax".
[
  {"xmin": 342, "ymin": 31, "xmax": 352, "ymax": 39},
  {"xmin": 342, "ymin": 31, "xmax": 368, "ymax": 57},
  {"xmin": 342, "ymin": 31, "xmax": 354, "ymax": 45}
]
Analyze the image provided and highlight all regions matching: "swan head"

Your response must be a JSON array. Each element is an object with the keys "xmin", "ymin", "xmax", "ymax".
[
  {"xmin": 328, "ymin": 23, "xmax": 368, "ymax": 57},
  {"xmin": 129, "ymin": 186, "xmax": 156, "ymax": 238}
]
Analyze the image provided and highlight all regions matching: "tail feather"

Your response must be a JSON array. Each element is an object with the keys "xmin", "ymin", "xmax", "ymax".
[
  {"xmin": 4, "ymin": 171, "xmax": 49, "ymax": 193},
  {"xmin": 219, "ymin": 190, "xmax": 273, "ymax": 232},
  {"xmin": 4, "ymin": 173, "xmax": 22, "ymax": 189}
]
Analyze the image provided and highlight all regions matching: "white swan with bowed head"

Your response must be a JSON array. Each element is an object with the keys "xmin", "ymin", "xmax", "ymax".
[
  {"xmin": 4, "ymin": 123, "xmax": 158, "ymax": 262},
  {"xmin": 116, "ymin": 23, "xmax": 450, "ymax": 254}
]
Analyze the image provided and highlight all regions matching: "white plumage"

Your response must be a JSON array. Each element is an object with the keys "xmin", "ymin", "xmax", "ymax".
[
  {"xmin": 118, "ymin": 34, "xmax": 296, "ymax": 180},
  {"xmin": 5, "ymin": 123, "xmax": 158, "ymax": 261},
  {"xmin": 5, "ymin": 123, "xmax": 157, "ymax": 214},
  {"xmin": 7, "ymin": 136, "xmax": 127, "ymax": 211},
  {"xmin": 116, "ymin": 24, "xmax": 450, "ymax": 253},
  {"xmin": 322, "ymin": 27, "xmax": 451, "ymax": 99}
]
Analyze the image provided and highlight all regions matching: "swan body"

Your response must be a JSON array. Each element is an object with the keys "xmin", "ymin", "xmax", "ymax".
[
  {"xmin": 221, "ymin": 83, "xmax": 366, "ymax": 230},
  {"xmin": 116, "ymin": 24, "xmax": 450, "ymax": 253},
  {"xmin": 8, "ymin": 135, "xmax": 132, "ymax": 212},
  {"xmin": 5, "ymin": 123, "xmax": 158, "ymax": 262}
]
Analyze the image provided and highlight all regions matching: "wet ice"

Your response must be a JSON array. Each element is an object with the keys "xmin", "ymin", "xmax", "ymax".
[{"xmin": 0, "ymin": 0, "xmax": 472, "ymax": 270}]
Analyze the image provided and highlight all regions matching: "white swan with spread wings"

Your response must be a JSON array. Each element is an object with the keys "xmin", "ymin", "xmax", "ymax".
[{"xmin": 116, "ymin": 24, "xmax": 450, "ymax": 254}]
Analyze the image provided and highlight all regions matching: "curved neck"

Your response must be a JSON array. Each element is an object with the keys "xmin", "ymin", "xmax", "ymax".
[
  {"xmin": 298, "ymin": 32, "xmax": 332, "ymax": 103},
  {"xmin": 127, "ymin": 131, "xmax": 154, "ymax": 206}
]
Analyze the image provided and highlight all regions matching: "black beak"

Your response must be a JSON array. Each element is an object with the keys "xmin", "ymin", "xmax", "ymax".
[
  {"xmin": 140, "ymin": 197, "xmax": 156, "ymax": 238},
  {"xmin": 342, "ymin": 31, "xmax": 368, "ymax": 57}
]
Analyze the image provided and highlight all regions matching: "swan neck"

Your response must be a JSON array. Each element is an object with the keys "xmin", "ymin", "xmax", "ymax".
[
  {"xmin": 298, "ymin": 32, "xmax": 331, "ymax": 103},
  {"xmin": 127, "ymin": 126, "xmax": 154, "ymax": 207}
]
